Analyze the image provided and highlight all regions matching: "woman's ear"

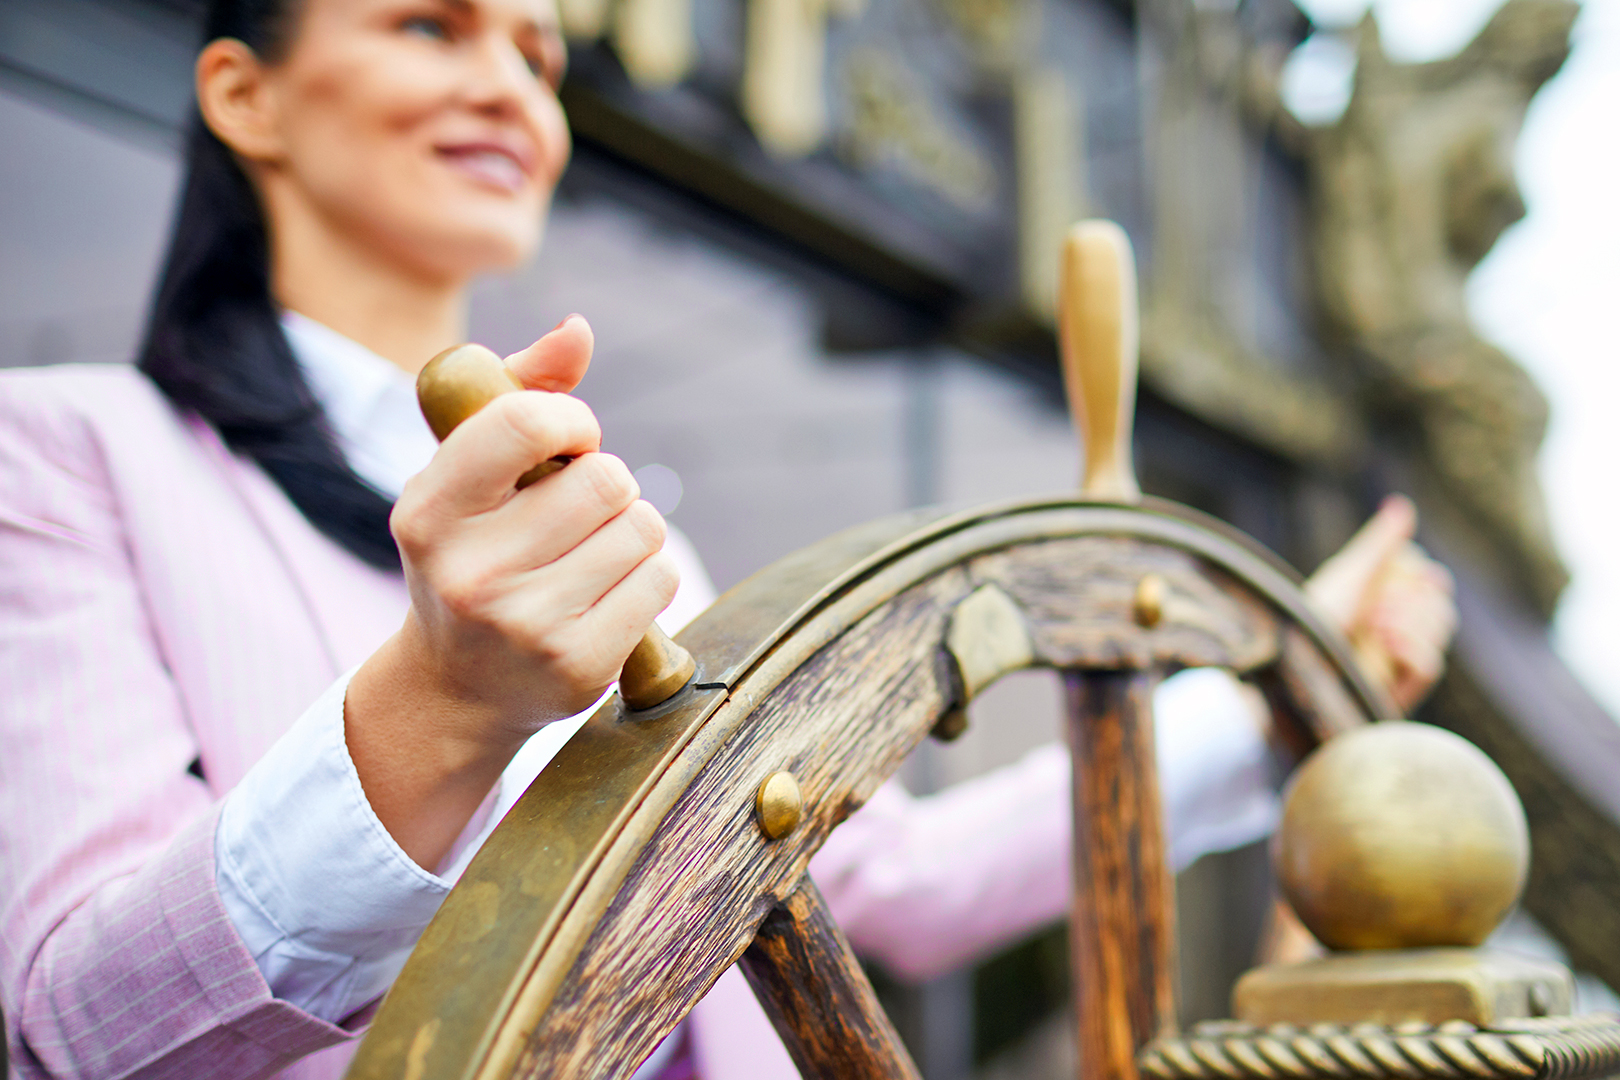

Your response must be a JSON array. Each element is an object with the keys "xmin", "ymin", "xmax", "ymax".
[{"xmin": 196, "ymin": 38, "xmax": 284, "ymax": 163}]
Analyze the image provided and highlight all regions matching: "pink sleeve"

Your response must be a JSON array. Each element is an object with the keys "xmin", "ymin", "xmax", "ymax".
[
  {"xmin": 810, "ymin": 749, "xmax": 1073, "ymax": 983},
  {"xmin": 0, "ymin": 388, "xmax": 352, "ymax": 1077},
  {"xmin": 807, "ymin": 669, "xmax": 1278, "ymax": 984}
]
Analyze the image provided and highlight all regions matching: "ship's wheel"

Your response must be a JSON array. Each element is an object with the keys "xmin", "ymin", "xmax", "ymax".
[{"xmin": 344, "ymin": 223, "xmax": 1620, "ymax": 1080}]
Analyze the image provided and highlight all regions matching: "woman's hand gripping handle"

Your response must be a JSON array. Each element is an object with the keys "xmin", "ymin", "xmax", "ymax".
[
  {"xmin": 416, "ymin": 342, "xmax": 697, "ymax": 710},
  {"xmin": 344, "ymin": 316, "xmax": 687, "ymax": 871}
]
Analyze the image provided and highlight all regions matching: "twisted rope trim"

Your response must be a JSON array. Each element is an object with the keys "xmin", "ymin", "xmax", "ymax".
[{"xmin": 1138, "ymin": 1016, "xmax": 1620, "ymax": 1080}]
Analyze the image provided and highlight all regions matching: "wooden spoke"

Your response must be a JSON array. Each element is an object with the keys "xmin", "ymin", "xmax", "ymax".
[
  {"xmin": 741, "ymin": 882, "xmax": 923, "ymax": 1080},
  {"xmin": 1067, "ymin": 670, "xmax": 1177, "ymax": 1080}
]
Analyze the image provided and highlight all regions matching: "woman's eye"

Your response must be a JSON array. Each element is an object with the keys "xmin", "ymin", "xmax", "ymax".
[
  {"xmin": 528, "ymin": 39, "xmax": 567, "ymax": 90},
  {"xmin": 523, "ymin": 51, "xmax": 557, "ymax": 88},
  {"xmin": 401, "ymin": 15, "xmax": 452, "ymax": 40}
]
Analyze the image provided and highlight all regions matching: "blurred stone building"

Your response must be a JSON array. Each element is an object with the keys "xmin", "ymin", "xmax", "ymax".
[{"xmin": 2, "ymin": 0, "xmax": 1617, "ymax": 1076}]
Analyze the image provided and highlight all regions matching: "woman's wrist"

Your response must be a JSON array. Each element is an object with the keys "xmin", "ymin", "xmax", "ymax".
[{"xmin": 344, "ymin": 626, "xmax": 524, "ymax": 871}]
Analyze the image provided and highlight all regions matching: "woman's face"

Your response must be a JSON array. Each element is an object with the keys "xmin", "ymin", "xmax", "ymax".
[{"xmin": 251, "ymin": 0, "xmax": 570, "ymax": 280}]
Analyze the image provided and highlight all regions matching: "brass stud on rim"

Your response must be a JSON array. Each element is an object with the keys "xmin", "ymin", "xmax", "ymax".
[
  {"xmin": 1134, "ymin": 573, "xmax": 1167, "ymax": 628},
  {"xmin": 756, "ymin": 771, "xmax": 804, "ymax": 840}
]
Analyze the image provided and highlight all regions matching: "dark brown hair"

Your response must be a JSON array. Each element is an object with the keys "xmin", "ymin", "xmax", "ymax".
[{"xmin": 138, "ymin": 0, "xmax": 401, "ymax": 569}]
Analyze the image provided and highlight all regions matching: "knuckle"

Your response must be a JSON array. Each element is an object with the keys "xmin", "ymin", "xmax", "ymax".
[
  {"xmin": 389, "ymin": 494, "xmax": 432, "ymax": 555},
  {"xmin": 626, "ymin": 499, "xmax": 667, "ymax": 550},
  {"xmin": 528, "ymin": 631, "xmax": 574, "ymax": 674},
  {"xmin": 559, "ymin": 394, "xmax": 602, "ymax": 442},
  {"xmin": 579, "ymin": 454, "xmax": 637, "ymax": 513},
  {"xmin": 436, "ymin": 568, "xmax": 495, "ymax": 620},
  {"xmin": 492, "ymin": 393, "xmax": 550, "ymax": 453},
  {"xmin": 645, "ymin": 551, "xmax": 680, "ymax": 603}
]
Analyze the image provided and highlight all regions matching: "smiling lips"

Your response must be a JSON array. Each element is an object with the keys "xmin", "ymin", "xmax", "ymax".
[{"xmin": 437, "ymin": 142, "xmax": 533, "ymax": 193}]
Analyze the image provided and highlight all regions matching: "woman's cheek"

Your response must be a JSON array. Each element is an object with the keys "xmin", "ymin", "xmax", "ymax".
[{"xmin": 536, "ymin": 99, "xmax": 572, "ymax": 185}]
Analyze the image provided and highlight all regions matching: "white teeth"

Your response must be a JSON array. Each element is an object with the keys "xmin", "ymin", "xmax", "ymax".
[{"xmin": 447, "ymin": 149, "xmax": 525, "ymax": 192}]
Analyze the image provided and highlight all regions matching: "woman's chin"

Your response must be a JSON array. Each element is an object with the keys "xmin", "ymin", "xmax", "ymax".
[{"xmin": 398, "ymin": 214, "xmax": 541, "ymax": 279}]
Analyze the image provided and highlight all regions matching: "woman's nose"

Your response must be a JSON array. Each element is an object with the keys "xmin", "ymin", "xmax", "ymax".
[{"xmin": 463, "ymin": 37, "xmax": 542, "ymax": 114}]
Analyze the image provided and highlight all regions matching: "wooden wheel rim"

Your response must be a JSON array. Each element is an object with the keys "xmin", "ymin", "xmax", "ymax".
[{"xmin": 346, "ymin": 495, "xmax": 1394, "ymax": 1080}]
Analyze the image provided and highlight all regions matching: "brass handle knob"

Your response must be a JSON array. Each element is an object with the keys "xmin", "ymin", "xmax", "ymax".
[
  {"xmin": 417, "ymin": 344, "xmax": 697, "ymax": 711},
  {"xmin": 1058, "ymin": 220, "xmax": 1141, "ymax": 502}
]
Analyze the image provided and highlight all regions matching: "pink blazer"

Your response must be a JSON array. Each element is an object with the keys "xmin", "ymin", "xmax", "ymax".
[
  {"xmin": 0, "ymin": 366, "xmax": 408, "ymax": 1078},
  {"xmin": 0, "ymin": 364, "xmax": 1073, "ymax": 1079}
]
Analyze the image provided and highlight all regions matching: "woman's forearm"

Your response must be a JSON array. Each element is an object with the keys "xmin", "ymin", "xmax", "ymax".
[{"xmin": 344, "ymin": 623, "xmax": 524, "ymax": 872}]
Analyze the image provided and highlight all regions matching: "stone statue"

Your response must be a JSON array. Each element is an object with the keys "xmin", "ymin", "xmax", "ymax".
[{"xmin": 1300, "ymin": 0, "xmax": 1577, "ymax": 613}]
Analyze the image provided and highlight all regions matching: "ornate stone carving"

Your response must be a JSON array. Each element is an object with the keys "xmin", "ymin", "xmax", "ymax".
[
  {"xmin": 1137, "ymin": 0, "xmax": 1366, "ymax": 471},
  {"xmin": 841, "ymin": 49, "xmax": 996, "ymax": 209},
  {"xmin": 614, "ymin": 0, "xmax": 696, "ymax": 87},
  {"xmin": 1299, "ymin": 0, "xmax": 1577, "ymax": 613},
  {"xmin": 1140, "ymin": 0, "xmax": 1574, "ymax": 612}
]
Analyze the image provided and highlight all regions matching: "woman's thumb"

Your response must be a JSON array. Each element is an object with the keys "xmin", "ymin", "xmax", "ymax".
[
  {"xmin": 507, "ymin": 314, "xmax": 594, "ymax": 393},
  {"xmin": 1305, "ymin": 495, "xmax": 1418, "ymax": 628}
]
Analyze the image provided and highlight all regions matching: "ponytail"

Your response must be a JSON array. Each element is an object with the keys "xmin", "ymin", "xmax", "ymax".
[{"xmin": 137, "ymin": 0, "xmax": 401, "ymax": 571}]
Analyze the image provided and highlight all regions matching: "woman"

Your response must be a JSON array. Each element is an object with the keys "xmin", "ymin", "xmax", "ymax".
[{"xmin": 0, "ymin": 0, "xmax": 1455, "ymax": 1076}]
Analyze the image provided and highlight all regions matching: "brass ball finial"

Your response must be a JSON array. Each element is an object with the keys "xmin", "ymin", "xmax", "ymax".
[{"xmin": 1275, "ymin": 722, "xmax": 1528, "ymax": 951}]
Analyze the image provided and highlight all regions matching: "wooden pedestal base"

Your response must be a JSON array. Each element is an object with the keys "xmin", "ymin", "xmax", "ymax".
[{"xmin": 1234, "ymin": 948, "xmax": 1573, "ymax": 1028}]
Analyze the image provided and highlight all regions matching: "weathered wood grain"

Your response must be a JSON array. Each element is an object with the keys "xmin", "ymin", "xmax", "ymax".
[
  {"xmin": 973, "ymin": 536, "xmax": 1279, "ymax": 675},
  {"xmin": 741, "ymin": 883, "xmax": 923, "ymax": 1080},
  {"xmin": 1068, "ymin": 670, "xmax": 1177, "ymax": 1080},
  {"xmin": 504, "ymin": 572, "xmax": 968, "ymax": 1077},
  {"xmin": 500, "ymin": 537, "xmax": 1297, "ymax": 1077}
]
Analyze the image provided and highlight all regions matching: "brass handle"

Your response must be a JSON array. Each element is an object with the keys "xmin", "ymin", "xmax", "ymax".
[
  {"xmin": 417, "ymin": 344, "xmax": 697, "ymax": 711},
  {"xmin": 1058, "ymin": 220, "xmax": 1141, "ymax": 502}
]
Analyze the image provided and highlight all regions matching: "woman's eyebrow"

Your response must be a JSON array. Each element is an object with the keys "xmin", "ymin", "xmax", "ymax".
[
  {"xmin": 514, "ymin": 10, "xmax": 562, "ymax": 38},
  {"xmin": 522, "ymin": 3, "xmax": 562, "ymax": 35},
  {"xmin": 447, "ymin": 0, "xmax": 562, "ymax": 33}
]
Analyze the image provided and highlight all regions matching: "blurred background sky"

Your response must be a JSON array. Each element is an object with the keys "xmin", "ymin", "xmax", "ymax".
[{"xmin": 1285, "ymin": 0, "xmax": 1620, "ymax": 720}]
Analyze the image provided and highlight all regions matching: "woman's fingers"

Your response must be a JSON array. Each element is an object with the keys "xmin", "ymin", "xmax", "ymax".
[
  {"xmin": 1389, "ymin": 640, "xmax": 1446, "ymax": 711},
  {"xmin": 1371, "ymin": 549, "xmax": 1457, "ymax": 650},
  {"xmin": 1376, "ymin": 587, "xmax": 1454, "ymax": 653},
  {"xmin": 1305, "ymin": 495, "xmax": 1418, "ymax": 627},
  {"xmin": 1303, "ymin": 495, "xmax": 1462, "ymax": 709},
  {"xmin": 527, "ymin": 499, "xmax": 669, "ymax": 617},
  {"xmin": 407, "ymin": 390, "xmax": 603, "ymax": 520},
  {"xmin": 507, "ymin": 313, "xmax": 594, "ymax": 393},
  {"xmin": 443, "ymin": 452, "xmax": 644, "ymax": 577},
  {"xmin": 575, "ymin": 549, "xmax": 682, "ymax": 669},
  {"xmin": 499, "ymin": 544, "xmax": 679, "ymax": 695},
  {"xmin": 383, "ymin": 317, "xmax": 682, "ymax": 766},
  {"xmin": 1355, "ymin": 542, "xmax": 1458, "ymax": 709}
]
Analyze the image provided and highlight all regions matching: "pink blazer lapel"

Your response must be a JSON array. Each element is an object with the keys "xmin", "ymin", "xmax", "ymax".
[
  {"xmin": 71, "ymin": 370, "xmax": 409, "ymax": 791},
  {"xmin": 199, "ymin": 424, "xmax": 409, "ymax": 677}
]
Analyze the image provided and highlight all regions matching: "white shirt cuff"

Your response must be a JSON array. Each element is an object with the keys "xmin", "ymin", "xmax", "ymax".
[
  {"xmin": 1156, "ymin": 667, "xmax": 1281, "ymax": 870},
  {"xmin": 214, "ymin": 669, "xmax": 503, "ymax": 1022}
]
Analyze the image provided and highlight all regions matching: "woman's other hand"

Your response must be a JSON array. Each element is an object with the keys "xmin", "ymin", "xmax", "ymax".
[
  {"xmin": 347, "ymin": 316, "xmax": 680, "ymax": 869},
  {"xmin": 1304, "ymin": 495, "xmax": 1458, "ymax": 713}
]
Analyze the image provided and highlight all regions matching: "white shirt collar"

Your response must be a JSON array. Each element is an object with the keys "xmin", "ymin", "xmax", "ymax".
[{"xmin": 280, "ymin": 311, "xmax": 439, "ymax": 499}]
